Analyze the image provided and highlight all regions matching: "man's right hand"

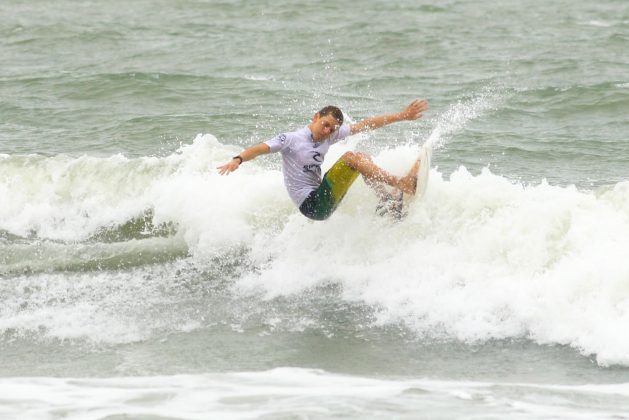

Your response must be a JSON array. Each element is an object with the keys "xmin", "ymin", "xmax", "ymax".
[
  {"xmin": 216, "ymin": 143, "xmax": 270, "ymax": 175},
  {"xmin": 217, "ymin": 158, "xmax": 241, "ymax": 175}
]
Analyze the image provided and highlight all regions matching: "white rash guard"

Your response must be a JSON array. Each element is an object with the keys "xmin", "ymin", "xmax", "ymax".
[{"xmin": 264, "ymin": 124, "xmax": 351, "ymax": 207}]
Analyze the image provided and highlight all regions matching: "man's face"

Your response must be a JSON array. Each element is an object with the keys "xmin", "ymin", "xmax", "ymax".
[{"xmin": 310, "ymin": 113, "xmax": 341, "ymax": 141}]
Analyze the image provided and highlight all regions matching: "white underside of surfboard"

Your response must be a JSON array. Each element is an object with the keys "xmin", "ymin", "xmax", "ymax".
[
  {"xmin": 376, "ymin": 144, "xmax": 431, "ymax": 219},
  {"xmin": 415, "ymin": 143, "xmax": 432, "ymax": 199}
]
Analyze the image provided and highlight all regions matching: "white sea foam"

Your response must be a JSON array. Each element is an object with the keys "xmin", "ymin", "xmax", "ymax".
[
  {"xmin": 233, "ymin": 164, "xmax": 629, "ymax": 366},
  {"xmin": 584, "ymin": 20, "xmax": 614, "ymax": 28},
  {"xmin": 0, "ymin": 369, "xmax": 628, "ymax": 419},
  {"xmin": 2, "ymin": 96, "xmax": 629, "ymax": 364},
  {"xmin": 0, "ymin": 134, "xmax": 286, "ymax": 245},
  {"xmin": 425, "ymin": 87, "xmax": 502, "ymax": 149}
]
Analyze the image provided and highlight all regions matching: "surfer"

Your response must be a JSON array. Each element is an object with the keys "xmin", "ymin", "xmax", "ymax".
[{"xmin": 217, "ymin": 99, "xmax": 429, "ymax": 220}]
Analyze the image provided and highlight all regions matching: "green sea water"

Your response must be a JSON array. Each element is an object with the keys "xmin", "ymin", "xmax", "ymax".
[
  {"xmin": 2, "ymin": 0, "xmax": 629, "ymax": 418},
  {"xmin": 3, "ymin": 0, "xmax": 628, "ymax": 184}
]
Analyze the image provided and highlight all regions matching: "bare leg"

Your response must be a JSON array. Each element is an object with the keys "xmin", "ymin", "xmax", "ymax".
[
  {"xmin": 341, "ymin": 151, "xmax": 419, "ymax": 195},
  {"xmin": 342, "ymin": 152, "xmax": 388, "ymax": 197},
  {"xmin": 363, "ymin": 170, "xmax": 392, "ymax": 200}
]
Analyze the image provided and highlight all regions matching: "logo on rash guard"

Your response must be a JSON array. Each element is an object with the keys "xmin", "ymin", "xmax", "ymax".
[
  {"xmin": 303, "ymin": 151, "xmax": 323, "ymax": 174},
  {"xmin": 303, "ymin": 164, "xmax": 322, "ymax": 175}
]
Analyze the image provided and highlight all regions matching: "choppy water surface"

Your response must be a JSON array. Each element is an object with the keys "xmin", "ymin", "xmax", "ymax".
[{"xmin": 2, "ymin": 0, "xmax": 629, "ymax": 418}]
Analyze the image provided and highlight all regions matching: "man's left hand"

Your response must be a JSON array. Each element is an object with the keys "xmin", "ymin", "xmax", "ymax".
[{"xmin": 400, "ymin": 99, "xmax": 429, "ymax": 121}]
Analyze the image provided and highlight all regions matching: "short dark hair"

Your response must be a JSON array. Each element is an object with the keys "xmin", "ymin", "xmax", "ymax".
[{"xmin": 317, "ymin": 105, "xmax": 343, "ymax": 125}]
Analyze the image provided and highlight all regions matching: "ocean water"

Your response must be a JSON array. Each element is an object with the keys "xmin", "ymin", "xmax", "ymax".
[{"xmin": 2, "ymin": 0, "xmax": 629, "ymax": 418}]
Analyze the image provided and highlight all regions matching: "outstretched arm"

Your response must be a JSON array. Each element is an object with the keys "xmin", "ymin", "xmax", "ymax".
[
  {"xmin": 350, "ymin": 99, "xmax": 428, "ymax": 135},
  {"xmin": 217, "ymin": 143, "xmax": 271, "ymax": 175}
]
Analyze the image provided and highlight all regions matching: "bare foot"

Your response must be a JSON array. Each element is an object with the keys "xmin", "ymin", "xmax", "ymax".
[
  {"xmin": 397, "ymin": 159, "xmax": 421, "ymax": 195},
  {"xmin": 375, "ymin": 188, "xmax": 405, "ymax": 220}
]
